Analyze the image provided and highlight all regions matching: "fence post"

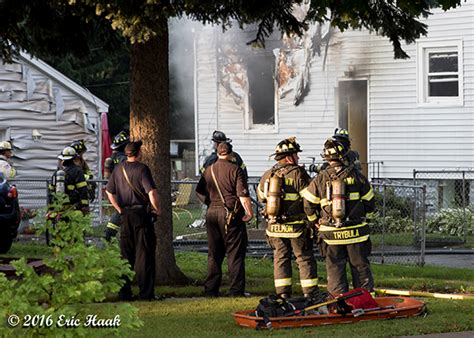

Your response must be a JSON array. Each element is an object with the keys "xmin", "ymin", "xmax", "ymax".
[
  {"xmin": 462, "ymin": 171, "xmax": 467, "ymax": 243},
  {"xmin": 420, "ymin": 185, "xmax": 427, "ymax": 267},
  {"xmin": 381, "ymin": 184, "xmax": 386, "ymax": 264}
]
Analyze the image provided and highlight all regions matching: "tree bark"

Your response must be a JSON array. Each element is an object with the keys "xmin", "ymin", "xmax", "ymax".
[{"xmin": 130, "ymin": 19, "xmax": 189, "ymax": 285}]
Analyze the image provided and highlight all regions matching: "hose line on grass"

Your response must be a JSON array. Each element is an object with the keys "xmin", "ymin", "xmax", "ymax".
[
  {"xmin": 374, "ymin": 288, "xmax": 474, "ymax": 300},
  {"xmin": 315, "ymin": 284, "xmax": 474, "ymax": 300}
]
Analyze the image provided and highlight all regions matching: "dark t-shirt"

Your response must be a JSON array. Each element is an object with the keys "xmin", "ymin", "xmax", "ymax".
[
  {"xmin": 196, "ymin": 158, "xmax": 249, "ymax": 210},
  {"xmin": 106, "ymin": 161, "xmax": 157, "ymax": 207}
]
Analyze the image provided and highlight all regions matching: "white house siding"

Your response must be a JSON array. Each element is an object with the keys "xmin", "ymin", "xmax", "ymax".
[
  {"xmin": 195, "ymin": 26, "xmax": 219, "ymax": 173},
  {"xmin": 195, "ymin": 1, "xmax": 474, "ymax": 179},
  {"xmin": 0, "ymin": 54, "xmax": 108, "ymax": 208}
]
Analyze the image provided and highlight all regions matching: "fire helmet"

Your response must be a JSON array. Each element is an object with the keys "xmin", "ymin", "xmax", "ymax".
[
  {"xmin": 111, "ymin": 131, "xmax": 129, "ymax": 150},
  {"xmin": 212, "ymin": 130, "xmax": 232, "ymax": 143},
  {"xmin": 271, "ymin": 137, "xmax": 302, "ymax": 158},
  {"xmin": 70, "ymin": 139, "xmax": 87, "ymax": 155},
  {"xmin": 333, "ymin": 128, "xmax": 351, "ymax": 148},
  {"xmin": 322, "ymin": 137, "xmax": 349, "ymax": 162},
  {"xmin": 0, "ymin": 141, "xmax": 12, "ymax": 151},
  {"xmin": 58, "ymin": 146, "xmax": 77, "ymax": 160}
]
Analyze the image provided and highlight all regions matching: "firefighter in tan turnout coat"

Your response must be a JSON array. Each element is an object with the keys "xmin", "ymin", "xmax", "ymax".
[
  {"xmin": 303, "ymin": 135, "xmax": 375, "ymax": 295},
  {"xmin": 257, "ymin": 137, "xmax": 319, "ymax": 298}
]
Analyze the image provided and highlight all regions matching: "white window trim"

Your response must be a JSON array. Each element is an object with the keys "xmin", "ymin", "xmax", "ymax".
[
  {"xmin": 243, "ymin": 73, "xmax": 279, "ymax": 134},
  {"xmin": 417, "ymin": 39, "xmax": 463, "ymax": 107}
]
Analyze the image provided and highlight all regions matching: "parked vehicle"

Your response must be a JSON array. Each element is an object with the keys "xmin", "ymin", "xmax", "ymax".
[{"xmin": 0, "ymin": 176, "xmax": 20, "ymax": 253}]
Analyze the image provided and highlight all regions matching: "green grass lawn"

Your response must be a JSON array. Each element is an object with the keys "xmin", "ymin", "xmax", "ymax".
[{"xmin": 3, "ymin": 243, "xmax": 474, "ymax": 337}]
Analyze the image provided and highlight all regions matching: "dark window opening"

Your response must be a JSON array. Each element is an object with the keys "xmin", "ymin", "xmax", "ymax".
[
  {"xmin": 246, "ymin": 53, "xmax": 275, "ymax": 125},
  {"xmin": 427, "ymin": 51, "xmax": 459, "ymax": 97}
]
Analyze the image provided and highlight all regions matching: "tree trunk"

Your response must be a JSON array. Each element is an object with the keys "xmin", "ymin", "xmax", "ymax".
[{"xmin": 130, "ymin": 19, "xmax": 189, "ymax": 285}]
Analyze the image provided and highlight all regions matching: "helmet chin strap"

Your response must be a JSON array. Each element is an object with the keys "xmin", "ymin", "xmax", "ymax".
[{"xmin": 286, "ymin": 153, "xmax": 298, "ymax": 165}]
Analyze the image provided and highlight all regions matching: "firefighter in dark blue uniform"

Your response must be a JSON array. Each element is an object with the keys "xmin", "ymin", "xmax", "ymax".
[
  {"xmin": 50, "ymin": 146, "xmax": 89, "ymax": 212},
  {"xmin": 104, "ymin": 131, "xmax": 129, "ymax": 241},
  {"xmin": 201, "ymin": 130, "xmax": 247, "ymax": 179},
  {"xmin": 257, "ymin": 137, "xmax": 319, "ymax": 298},
  {"xmin": 70, "ymin": 139, "xmax": 96, "ymax": 202},
  {"xmin": 302, "ymin": 135, "xmax": 375, "ymax": 295}
]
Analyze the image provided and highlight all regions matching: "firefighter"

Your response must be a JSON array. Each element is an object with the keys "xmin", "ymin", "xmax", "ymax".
[
  {"xmin": 196, "ymin": 142, "xmax": 253, "ymax": 297},
  {"xmin": 333, "ymin": 128, "xmax": 361, "ymax": 170},
  {"xmin": 0, "ymin": 141, "xmax": 16, "ymax": 179},
  {"xmin": 70, "ymin": 139, "xmax": 96, "ymax": 202},
  {"xmin": 50, "ymin": 146, "xmax": 89, "ymax": 213},
  {"xmin": 104, "ymin": 130, "xmax": 129, "ymax": 179},
  {"xmin": 103, "ymin": 130, "xmax": 129, "ymax": 241},
  {"xmin": 302, "ymin": 136, "xmax": 375, "ymax": 295},
  {"xmin": 257, "ymin": 137, "xmax": 319, "ymax": 298},
  {"xmin": 201, "ymin": 130, "xmax": 247, "ymax": 179}
]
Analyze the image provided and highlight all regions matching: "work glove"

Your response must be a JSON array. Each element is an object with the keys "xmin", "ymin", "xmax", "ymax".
[{"xmin": 104, "ymin": 228, "xmax": 118, "ymax": 242}]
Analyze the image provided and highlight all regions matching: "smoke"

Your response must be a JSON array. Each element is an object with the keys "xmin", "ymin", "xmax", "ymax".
[{"xmin": 169, "ymin": 18, "xmax": 201, "ymax": 140}]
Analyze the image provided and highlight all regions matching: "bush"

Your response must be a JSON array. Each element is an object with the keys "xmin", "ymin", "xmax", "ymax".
[
  {"xmin": 369, "ymin": 214, "xmax": 415, "ymax": 234},
  {"xmin": 374, "ymin": 187, "xmax": 413, "ymax": 219},
  {"xmin": 426, "ymin": 208, "xmax": 473, "ymax": 237},
  {"xmin": 0, "ymin": 193, "xmax": 142, "ymax": 336}
]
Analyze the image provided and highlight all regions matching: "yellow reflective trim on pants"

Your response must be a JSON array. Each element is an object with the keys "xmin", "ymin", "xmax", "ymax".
[
  {"xmin": 319, "ymin": 222, "xmax": 367, "ymax": 232},
  {"xmin": 283, "ymin": 193, "xmax": 299, "ymax": 201},
  {"xmin": 76, "ymin": 181, "xmax": 87, "ymax": 188},
  {"xmin": 300, "ymin": 278, "xmax": 318, "ymax": 288},
  {"xmin": 349, "ymin": 192, "xmax": 360, "ymax": 200},
  {"xmin": 301, "ymin": 188, "xmax": 320, "ymax": 204},
  {"xmin": 107, "ymin": 222, "xmax": 120, "ymax": 231},
  {"xmin": 275, "ymin": 278, "xmax": 292, "ymax": 287},
  {"xmin": 266, "ymin": 230, "xmax": 303, "ymax": 238},
  {"xmin": 362, "ymin": 187, "xmax": 374, "ymax": 201},
  {"xmin": 323, "ymin": 234, "xmax": 370, "ymax": 245},
  {"xmin": 307, "ymin": 213, "xmax": 317, "ymax": 222},
  {"xmin": 66, "ymin": 185, "xmax": 75, "ymax": 191}
]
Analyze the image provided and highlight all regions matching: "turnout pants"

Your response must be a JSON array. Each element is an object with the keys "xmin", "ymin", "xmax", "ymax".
[
  {"xmin": 119, "ymin": 207, "xmax": 156, "ymax": 300},
  {"xmin": 205, "ymin": 206, "xmax": 248, "ymax": 296},
  {"xmin": 267, "ymin": 230, "xmax": 318, "ymax": 296},
  {"xmin": 324, "ymin": 239, "xmax": 374, "ymax": 295}
]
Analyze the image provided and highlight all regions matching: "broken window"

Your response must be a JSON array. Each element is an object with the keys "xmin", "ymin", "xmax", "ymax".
[
  {"xmin": 217, "ymin": 27, "xmax": 278, "ymax": 130},
  {"xmin": 246, "ymin": 52, "xmax": 275, "ymax": 126}
]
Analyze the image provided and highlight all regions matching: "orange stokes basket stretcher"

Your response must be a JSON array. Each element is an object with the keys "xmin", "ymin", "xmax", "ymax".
[{"xmin": 233, "ymin": 296, "xmax": 426, "ymax": 330}]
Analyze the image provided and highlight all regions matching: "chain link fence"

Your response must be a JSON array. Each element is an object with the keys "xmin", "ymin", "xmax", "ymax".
[
  {"xmin": 12, "ymin": 172, "xmax": 470, "ymax": 267},
  {"xmin": 371, "ymin": 182, "xmax": 427, "ymax": 266},
  {"xmin": 413, "ymin": 170, "xmax": 474, "ymax": 246}
]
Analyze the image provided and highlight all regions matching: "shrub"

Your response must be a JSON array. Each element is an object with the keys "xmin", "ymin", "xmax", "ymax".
[
  {"xmin": 369, "ymin": 214, "xmax": 415, "ymax": 234},
  {"xmin": 426, "ymin": 208, "xmax": 473, "ymax": 237},
  {"xmin": 0, "ymin": 193, "xmax": 142, "ymax": 336}
]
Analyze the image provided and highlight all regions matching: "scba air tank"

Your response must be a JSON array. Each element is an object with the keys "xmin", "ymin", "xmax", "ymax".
[
  {"xmin": 264, "ymin": 173, "xmax": 283, "ymax": 221},
  {"xmin": 55, "ymin": 169, "xmax": 65, "ymax": 193},
  {"xmin": 331, "ymin": 179, "xmax": 346, "ymax": 227}
]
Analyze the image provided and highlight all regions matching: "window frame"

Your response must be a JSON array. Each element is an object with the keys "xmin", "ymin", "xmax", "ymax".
[
  {"xmin": 417, "ymin": 39, "xmax": 463, "ymax": 107},
  {"xmin": 243, "ymin": 52, "xmax": 279, "ymax": 133}
]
